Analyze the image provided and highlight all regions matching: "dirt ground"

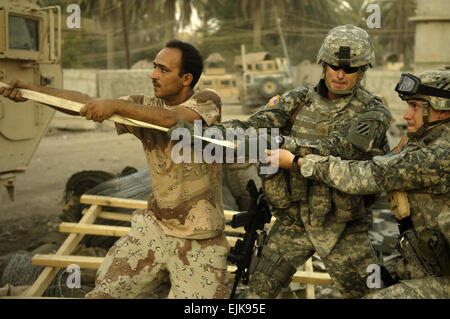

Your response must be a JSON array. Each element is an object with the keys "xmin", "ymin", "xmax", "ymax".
[{"xmin": 0, "ymin": 102, "xmax": 249, "ymax": 257}]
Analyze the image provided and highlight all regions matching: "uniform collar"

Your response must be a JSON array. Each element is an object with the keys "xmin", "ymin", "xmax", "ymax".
[{"xmin": 412, "ymin": 121, "xmax": 449, "ymax": 146}]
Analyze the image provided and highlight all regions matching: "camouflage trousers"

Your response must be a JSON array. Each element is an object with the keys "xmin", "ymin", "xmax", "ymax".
[
  {"xmin": 242, "ymin": 219, "xmax": 378, "ymax": 299},
  {"xmin": 85, "ymin": 209, "xmax": 230, "ymax": 299},
  {"xmin": 364, "ymin": 276, "xmax": 450, "ymax": 299}
]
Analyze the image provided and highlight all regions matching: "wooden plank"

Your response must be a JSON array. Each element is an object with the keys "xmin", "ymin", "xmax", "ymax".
[
  {"xmin": 26, "ymin": 205, "xmax": 102, "ymax": 297},
  {"xmin": 80, "ymin": 195, "xmax": 275, "ymax": 225},
  {"xmin": 305, "ymin": 258, "xmax": 315, "ymax": 299},
  {"xmin": 97, "ymin": 211, "xmax": 132, "ymax": 222},
  {"xmin": 60, "ymin": 222, "xmax": 129, "ymax": 237},
  {"xmin": 30, "ymin": 255, "xmax": 332, "ymax": 286},
  {"xmin": 80, "ymin": 195, "xmax": 240, "ymax": 217},
  {"xmin": 82, "ymin": 210, "xmax": 245, "ymax": 234},
  {"xmin": 80, "ymin": 195, "xmax": 147, "ymax": 209},
  {"xmin": 33, "ymin": 254, "xmax": 104, "ymax": 270},
  {"xmin": 0, "ymin": 81, "xmax": 178, "ymax": 134},
  {"xmin": 291, "ymin": 270, "xmax": 331, "ymax": 286},
  {"xmin": 59, "ymin": 222, "xmax": 242, "ymax": 247}
]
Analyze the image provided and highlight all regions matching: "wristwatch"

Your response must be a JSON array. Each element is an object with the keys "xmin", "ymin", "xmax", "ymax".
[{"xmin": 275, "ymin": 135, "xmax": 285, "ymax": 148}]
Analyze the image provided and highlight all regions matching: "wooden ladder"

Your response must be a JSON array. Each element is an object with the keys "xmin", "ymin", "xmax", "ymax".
[{"xmin": 25, "ymin": 194, "xmax": 331, "ymax": 298}]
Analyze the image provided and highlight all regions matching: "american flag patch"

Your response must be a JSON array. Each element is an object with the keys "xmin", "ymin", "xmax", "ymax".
[{"xmin": 268, "ymin": 95, "xmax": 280, "ymax": 107}]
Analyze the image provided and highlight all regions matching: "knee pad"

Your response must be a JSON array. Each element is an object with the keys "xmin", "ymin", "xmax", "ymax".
[{"xmin": 257, "ymin": 246, "xmax": 297, "ymax": 288}]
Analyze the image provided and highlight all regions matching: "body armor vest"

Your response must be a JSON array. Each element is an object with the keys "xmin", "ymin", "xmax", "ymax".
[{"xmin": 262, "ymin": 86, "xmax": 371, "ymax": 226}]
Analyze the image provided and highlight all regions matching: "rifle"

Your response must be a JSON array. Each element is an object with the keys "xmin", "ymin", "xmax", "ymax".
[{"xmin": 227, "ymin": 179, "xmax": 272, "ymax": 299}]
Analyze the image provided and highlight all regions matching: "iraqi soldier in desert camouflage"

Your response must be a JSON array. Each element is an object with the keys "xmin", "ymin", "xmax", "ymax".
[
  {"xmin": 270, "ymin": 69, "xmax": 450, "ymax": 298},
  {"xmin": 171, "ymin": 25, "xmax": 392, "ymax": 298},
  {"xmin": 1, "ymin": 40, "xmax": 230, "ymax": 299}
]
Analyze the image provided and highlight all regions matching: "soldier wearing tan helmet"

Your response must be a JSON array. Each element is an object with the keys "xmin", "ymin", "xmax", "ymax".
[
  {"xmin": 270, "ymin": 68, "xmax": 450, "ymax": 298},
  {"xmin": 171, "ymin": 24, "xmax": 392, "ymax": 298}
]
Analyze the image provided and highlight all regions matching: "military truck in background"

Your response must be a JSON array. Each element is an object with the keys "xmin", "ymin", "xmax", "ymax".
[
  {"xmin": 234, "ymin": 52, "xmax": 294, "ymax": 113},
  {"xmin": 196, "ymin": 52, "xmax": 239, "ymax": 104},
  {"xmin": 0, "ymin": 0, "xmax": 62, "ymax": 201}
]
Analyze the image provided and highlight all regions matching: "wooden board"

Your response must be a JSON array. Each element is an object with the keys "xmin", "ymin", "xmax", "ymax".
[
  {"xmin": 27, "ymin": 194, "xmax": 331, "ymax": 297},
  {"xmin": 26, "ymin": 205, "xmax": 102, "ymax": 297},
  {"xmin": 32, "ymin": 254, "xmax": 332, "ymax": 286},
  {"xmin": 80, "ymin": 194, "xmax": 275, "ymax": 225}
]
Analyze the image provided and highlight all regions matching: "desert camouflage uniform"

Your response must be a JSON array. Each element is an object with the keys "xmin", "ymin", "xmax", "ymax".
[
  {"xmin": 214, "ymin": 80, "xmax": 391, "ymax": 298},
  {"xmin": 86, "ymin": 90, "xmax": 230, "ymax": 299},
  {"xmin": 301, "ymin": 122, "xmax": 449, "ymax": 298}
]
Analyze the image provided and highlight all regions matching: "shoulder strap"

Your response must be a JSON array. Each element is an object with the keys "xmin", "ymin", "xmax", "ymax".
[{"xmin": 289, "ymin": 100, "xmax": 307, "ymax": 125}]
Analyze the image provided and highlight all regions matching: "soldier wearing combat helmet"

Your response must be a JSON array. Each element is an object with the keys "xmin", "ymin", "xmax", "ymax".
[
  {"xmin": 271, "ymin": 68, "xmax": 450, "ymax": 298},
  {"xmin": 317, "ymin": 24, "xmax": 375, "ymax": 95},
  {"xmin": 170, "ymin": 25, "xmax": 392, "ymax": 298}
]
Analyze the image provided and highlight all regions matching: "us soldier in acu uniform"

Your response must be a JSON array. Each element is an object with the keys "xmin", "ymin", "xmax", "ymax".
[
  {"xmin": 1, "ymin": 40, "xmax": 230, "ymax": 299},
  {"xmin": 277, "ymin": 69, "xmax": 449, "ymax": 298},
  {"xmin": 172, "ymin": 25, "xmax": 392, "ymax": 298}
]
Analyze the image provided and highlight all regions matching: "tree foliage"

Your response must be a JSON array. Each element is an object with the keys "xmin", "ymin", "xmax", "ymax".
[{"xmin": 39, "ymin": 0, "xmax": 417, "ymax": 70}]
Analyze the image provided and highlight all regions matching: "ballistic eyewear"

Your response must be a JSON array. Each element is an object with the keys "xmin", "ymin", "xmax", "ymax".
[
  {"xmin": 328, "ymin": 64, "xmax": 360, "ymax": 74},
  {"xmin": 395, "ymin": 73, "xmax": 450, "ymax": 99}
]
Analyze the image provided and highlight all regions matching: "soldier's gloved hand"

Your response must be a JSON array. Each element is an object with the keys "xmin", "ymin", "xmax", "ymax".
[{"xmin": 0, "ymin": 79, "xmax": 29, "ymax": 102}]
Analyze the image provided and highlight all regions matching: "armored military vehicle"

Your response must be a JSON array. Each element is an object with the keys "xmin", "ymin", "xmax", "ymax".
[
  {"xmin": 0, "ymin": 0, "xmax": 62, "ymax": 201},
  {"xmin": 234, "ymin": 52, "xmax": 294, "ymax": 113},
  {"xmin": 196, "ymin": 52, "xmax": 239, "ymax": 103}
]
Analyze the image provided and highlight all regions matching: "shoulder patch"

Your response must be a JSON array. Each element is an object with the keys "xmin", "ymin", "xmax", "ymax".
[{"xmin": 268, "ymin": 95, "xmax": 280, "ymax": 107}]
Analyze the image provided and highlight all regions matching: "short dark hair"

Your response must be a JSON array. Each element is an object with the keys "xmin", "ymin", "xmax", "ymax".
[{"xmin": 165, "ymin": 40, "xmax": 203, "ymax": 88}]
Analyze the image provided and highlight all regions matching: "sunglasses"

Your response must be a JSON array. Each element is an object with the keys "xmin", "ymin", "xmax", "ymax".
[{"xmin": 328, "ymin": 64, "xmax": 360, "ymax": 74}]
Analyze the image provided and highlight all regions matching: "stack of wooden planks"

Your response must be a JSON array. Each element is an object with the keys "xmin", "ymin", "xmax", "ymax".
[{"xmin": 25, "ymin": 194, "xmax": 331, "ymax": 298}]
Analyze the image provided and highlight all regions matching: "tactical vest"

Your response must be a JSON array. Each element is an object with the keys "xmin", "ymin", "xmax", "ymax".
[{"xmin": 262, "ymin": 86, "xmax": 374, "ymax": 226}]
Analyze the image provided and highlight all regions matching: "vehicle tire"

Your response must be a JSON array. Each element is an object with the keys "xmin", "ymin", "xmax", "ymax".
[
  {"xmin": 63, "ymin": 170, "xmax": 116, "ymax": 203},
  {"xmin": 60, "ymin": 170, "xmax": 116, "ymax": 223},
  {"xmin": 259, "ymin": 77, "xmax": 281, "ymax": 99}
]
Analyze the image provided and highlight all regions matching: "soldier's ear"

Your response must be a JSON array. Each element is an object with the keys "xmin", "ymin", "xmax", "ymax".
[{"xmin": 182, "ymin": 73, "xmax": 193, "ymax": 87}]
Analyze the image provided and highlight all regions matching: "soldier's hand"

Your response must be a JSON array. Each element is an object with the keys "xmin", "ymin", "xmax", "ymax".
[
  {"xmin": 0, "ymin": 79, "xmax": 29, "ymax": 102},
  {"xmin": 80, "ymin": 99, "xmax": 116, "ymax": 122},
  {"xmin": 265, "ymin": 149, "xmax": 300, "ymax": 169}
]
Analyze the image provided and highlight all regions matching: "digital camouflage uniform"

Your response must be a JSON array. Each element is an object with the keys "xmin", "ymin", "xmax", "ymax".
[
  {"xmin": 213, "ymin": 25, "xmax": 392, "ymax": 298},
  {"xmin": 301, "ymin": 69, "xmax": 450, "ymax": 298},
  {"xmin": 86, "ymin": 90, "xmax": 230, "ymax": 299}
]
